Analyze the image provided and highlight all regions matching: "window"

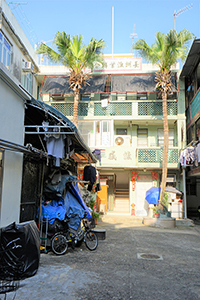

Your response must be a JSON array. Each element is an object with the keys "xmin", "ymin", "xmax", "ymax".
[
  {"xmin": 0, "ymin": 31, "xmax": 11, "ymax": 70},
  {"xmin": 81, "ymin": 94, "xmax": 91, "ymax": 101},
  {"xmin": 186, "ymin": 179, "xmax": 196, "ymax": 196},
  {"xmin": 137, "ymin": 92, "xmax": 147, "ymax": 100},
  {"xmin": 21, "ymin": 72, "xmax": 33, "ymax": 94},
  {"xmin": 78, "ymin": 120, "xmax": 113, "ymax": 147},
  {"xmin": 116, "ymin": 128, "xmax": 127, "ymax": 135},
  {"xmin": 137, "ymin": 129, "xmax": 148, "ymax": 147},
  {"xmin": 157, "ymin": 129, "xmax": 174, "ymax": 147}
]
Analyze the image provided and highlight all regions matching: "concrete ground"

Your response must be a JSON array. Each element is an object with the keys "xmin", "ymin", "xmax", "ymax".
[{"xmin": 5, "ymin": 219, "xmax": 200, "ymax": 300}]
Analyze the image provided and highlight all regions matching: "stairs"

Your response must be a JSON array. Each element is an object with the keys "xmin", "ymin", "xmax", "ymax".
[
  {"xmin": 114, "ymin": 188, "xmax": 130, "ymax": 213},
  {"xmin": 99, "ymin": 213, "xmax": 143, "ymax": 226}
]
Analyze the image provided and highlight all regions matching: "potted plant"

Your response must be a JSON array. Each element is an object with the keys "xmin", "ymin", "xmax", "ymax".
[
  {"xmin": 92, "ymin": 211, "xmax": 100, "ymax": 225},
  {"xmin": 153, "ymin": 206, "xmax": 160, "ymax": 218}
]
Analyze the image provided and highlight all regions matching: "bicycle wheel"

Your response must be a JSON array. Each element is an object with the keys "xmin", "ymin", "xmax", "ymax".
[
  {"xmin": 51, "ymin": 233, "xmax": 68, "ymax": 255},
  {"xmin": 84, "ymin": 231, "xmax": 98, "ymax": 251}
]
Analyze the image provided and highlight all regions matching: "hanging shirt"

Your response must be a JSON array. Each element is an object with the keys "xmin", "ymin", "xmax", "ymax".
[
  {"xmin": 196, "ymin": 143, "xmax": 200, "ymax": 163},
  {"xmin": 44, "ymin": 134, "xmax": 66, "ymax": 159},
  {"xmin": 180, "ymin": 147, "xmax": 196, "ymax": 166}
]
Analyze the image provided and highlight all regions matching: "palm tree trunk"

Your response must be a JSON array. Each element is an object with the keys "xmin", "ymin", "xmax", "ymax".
[
  {"xmin": 73, "ymin": 91, "xmax": 79, "ymax": 127},
  {"xmin": 159, "ymin": 90, "xmax": 169, "ymax": 206}
]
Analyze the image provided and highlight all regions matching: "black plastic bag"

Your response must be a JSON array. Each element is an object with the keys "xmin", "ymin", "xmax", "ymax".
[{"xmin": 0, "ymin": 221, "xmax": 40, "ymax": 280}]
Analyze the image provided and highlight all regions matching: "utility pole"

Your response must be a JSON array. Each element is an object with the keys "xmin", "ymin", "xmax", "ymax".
[
  {"xmin": 112, "ymin": 6, "xmax": 114, "ymax": 57},
  {"xmin": 130, "ymin": 24, "xmax": 137, "ymax": 56},
  {"xmin": 173, "ymin": 4, "xmax": 193, "ymax": 30}
]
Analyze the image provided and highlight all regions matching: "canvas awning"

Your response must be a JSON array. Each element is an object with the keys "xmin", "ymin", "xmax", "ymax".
[
  {"xmin": 40, "ymin": 76, "xmax": 107, "ymax": 95},
  {"xmin": 110, "ymin": 74, "xmax": 177, "ymax": 93},
  {"xmin": 111, "ymin": 74, "xmax": 157, "ymax": 93}
]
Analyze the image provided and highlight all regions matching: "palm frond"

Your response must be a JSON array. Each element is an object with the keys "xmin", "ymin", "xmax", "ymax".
[
  {"xmin": 37, "ymin": 43, "xmax": 61, "ymax": 63},
  {"xmin": 53, "ymin": 31, "xmax": 71, "ymax": 57}
]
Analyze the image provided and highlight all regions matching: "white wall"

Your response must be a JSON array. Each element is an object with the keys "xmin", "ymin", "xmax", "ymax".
[{"xmin": 0, "ymin": 64, "xmax": 29, "ymax": 227}]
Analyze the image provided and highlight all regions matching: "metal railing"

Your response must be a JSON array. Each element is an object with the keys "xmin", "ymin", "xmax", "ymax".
[{"xmin": 50, "ymin": 100, "xmax": 178, "ymax": 118}]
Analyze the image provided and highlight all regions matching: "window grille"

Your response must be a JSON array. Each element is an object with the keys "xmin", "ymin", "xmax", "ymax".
[
  {"xmin": 138, "ymin": 149, "xmax": 178, "ymax": 163},
  {"xmin": 138, "ymin": 101, "xmax": 177, "ymax": 116},
  {"xmin": 94, "ymin": 102, "xmax": 132, "ymax": 116},
  {"xmin": 52, "ymin": 102, "xmax": 88, "ymax": 116}
]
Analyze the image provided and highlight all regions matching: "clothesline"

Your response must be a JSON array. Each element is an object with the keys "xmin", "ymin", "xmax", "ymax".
[{"xmin": 180, "ymin": 141, "xmax": 200, "ymax": 167}]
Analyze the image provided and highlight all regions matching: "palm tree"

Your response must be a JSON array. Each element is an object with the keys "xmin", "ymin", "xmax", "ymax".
[
  {"xmin": 133, "ymin": 29, "xmax": 193, "ymax": 205},
  {"xmin": 37, "ymin": 32, "xmax": 105, "ymax": 127}
]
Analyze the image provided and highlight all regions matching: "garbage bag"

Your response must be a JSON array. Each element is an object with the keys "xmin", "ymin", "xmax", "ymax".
[{"xmin": 0, "ymin": 220, "xmax": 40, "ymax": 280}]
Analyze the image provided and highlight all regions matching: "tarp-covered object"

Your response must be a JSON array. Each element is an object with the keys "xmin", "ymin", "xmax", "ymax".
[
  {"xmin": 43, "ymin": 174, "xmax": 78, "ymax": 199},
  {"xmin": 69, "ymin": 182, "xmax": 92, "ymax": 220},
  {"xmin": 0, "ymin": 221, "xmax": 40, "ymax": 280},
  {"xmin": 41, "ymin": 200, "xmax": 67, "ymax": 224},
  {"xmin": 64, "ymin": 190, "xmax": 85, "ymax": 230}
]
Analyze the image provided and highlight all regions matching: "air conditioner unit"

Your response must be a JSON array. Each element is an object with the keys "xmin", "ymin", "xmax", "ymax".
[
  {"xmin": 22, "ymin": 61, "xmax": 33, "ymax": 72},
  {"xmin": 115, "ymin": 136, "xmax": 124, "ymax": 146}
]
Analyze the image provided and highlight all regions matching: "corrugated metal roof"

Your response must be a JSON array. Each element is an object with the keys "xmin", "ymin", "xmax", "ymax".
[
  {"xmin": 26, "ymin": 97, "xmax": 97, "ymax": 163},
  {"xmin": 180, "ymin": 39, "xmax": 200, "ymax": 78}
]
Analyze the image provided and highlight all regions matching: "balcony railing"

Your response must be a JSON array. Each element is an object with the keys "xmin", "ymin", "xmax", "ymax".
[
  {"xmin": 94, "ymin": 146, "xmax": 179, "ymax": 168},
  {"xmin": 51, "ymin": 100, "xmax": 177, "ymax": 118},
  {"xmin": 137, "ymin": 148, "xmax": 179, "ymax": 164},
  {"xmin": 190, "ymin": 89, "xmax": 200, "ymax": 120}
]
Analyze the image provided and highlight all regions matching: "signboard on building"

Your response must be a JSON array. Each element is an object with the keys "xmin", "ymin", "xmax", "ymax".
[{"xmin": 93, "ymin": 56, "xmax": 142, "ymax": 74}]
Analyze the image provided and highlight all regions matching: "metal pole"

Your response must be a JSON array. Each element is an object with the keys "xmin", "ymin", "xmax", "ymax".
[
  {"xmin": 182, "ymin": 167, "xmax": 187, "ymax": 219},
  {"xmin": 112, "ymin": 6, "xmax": 114, "ymax": 57}
]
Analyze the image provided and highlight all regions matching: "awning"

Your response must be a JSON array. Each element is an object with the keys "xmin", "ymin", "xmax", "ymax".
[
  {"xmin": 40, "ymin": 76, "xmax": 107, "ymax": 95},
  {"xmin": 25, "ymin": 98, "xmax": 97, "ymax": 163},
  {"xmin": 111, "ymin": 74, "xmax": 177, "ymax": 93},
  {"xmin": 111, "ymin": 74, "xmax": 157, "ymax": 93}
]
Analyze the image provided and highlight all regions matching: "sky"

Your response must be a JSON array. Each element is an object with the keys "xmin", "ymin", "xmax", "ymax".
[{"xmin": 6, "ymin": 0, "xmax": 199, "ymax": 55}]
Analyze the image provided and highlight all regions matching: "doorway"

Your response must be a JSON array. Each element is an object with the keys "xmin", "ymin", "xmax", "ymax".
[{"xmin": 135, "ymin": 174, "xmax": 153, "ymax": 216}]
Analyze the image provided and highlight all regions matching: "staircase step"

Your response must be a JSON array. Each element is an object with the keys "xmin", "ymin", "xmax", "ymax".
[{"xmin": 99, "ymin": 213, "xmax": 143, "ymax": 225}]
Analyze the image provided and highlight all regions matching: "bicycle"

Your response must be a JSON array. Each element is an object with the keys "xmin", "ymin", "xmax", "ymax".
[{"xmin": 51, "ymin": 217, "xmax": 98, "ymax": 255}]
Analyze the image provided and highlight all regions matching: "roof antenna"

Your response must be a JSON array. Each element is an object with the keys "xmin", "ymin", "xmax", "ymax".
[{"xmin": 173, "ymin": 4, "xmax": 193, "ymax": 30}]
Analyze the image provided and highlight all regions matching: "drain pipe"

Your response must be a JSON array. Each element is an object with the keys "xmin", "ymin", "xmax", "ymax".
[{"xmin": 182, "ymin": 167, "xmax": 187, "ymax": 219}]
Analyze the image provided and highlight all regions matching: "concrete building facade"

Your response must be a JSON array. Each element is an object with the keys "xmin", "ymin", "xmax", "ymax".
[{"xmin": 37, "ymin": 54, "xmax": 185, "ymax": 217}]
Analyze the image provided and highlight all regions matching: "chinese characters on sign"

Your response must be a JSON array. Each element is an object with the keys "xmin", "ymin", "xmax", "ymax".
[
  {"xmin": 108, "ymin": 151, "xmax": 132, "ymax": 161},
  {"xmin": 94, "ymin": 57, "xmax": 142, "ymax": 73}
]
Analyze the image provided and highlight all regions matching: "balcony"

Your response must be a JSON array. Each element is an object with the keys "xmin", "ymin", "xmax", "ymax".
[
  {"xmin": 50, "ymin": 99, "xmax": 178, "ymax": 119},
  {"xmin": 190, "ymin": 88, "xmax": 200, "ymax": 122},
  {"xmin": 97, "ymin": 146, "xmax": 179, "ymax": 169}
]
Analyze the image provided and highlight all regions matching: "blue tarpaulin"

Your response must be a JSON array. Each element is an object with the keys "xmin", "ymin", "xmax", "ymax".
[
  {"xmin": 64, "ymin": 190, "xmax": 85, "ymax": 230},
  {"xmin": 69, "ymin": 182, "xmax": 92, "ymax": 220},
  {"xmin": 43, "ymin": 174, "xmax": 78, "ymax": 198},
  {"xmin": 41, "ymin": 201, "xmax": 66, "ymax": 224},
  {"xmin": 145, "ymin": 187, "xmax": 161, "ymax": 205},
  {"xmin": 41, "ymin": 177, "xmax": 92, "ymax": 228}
]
